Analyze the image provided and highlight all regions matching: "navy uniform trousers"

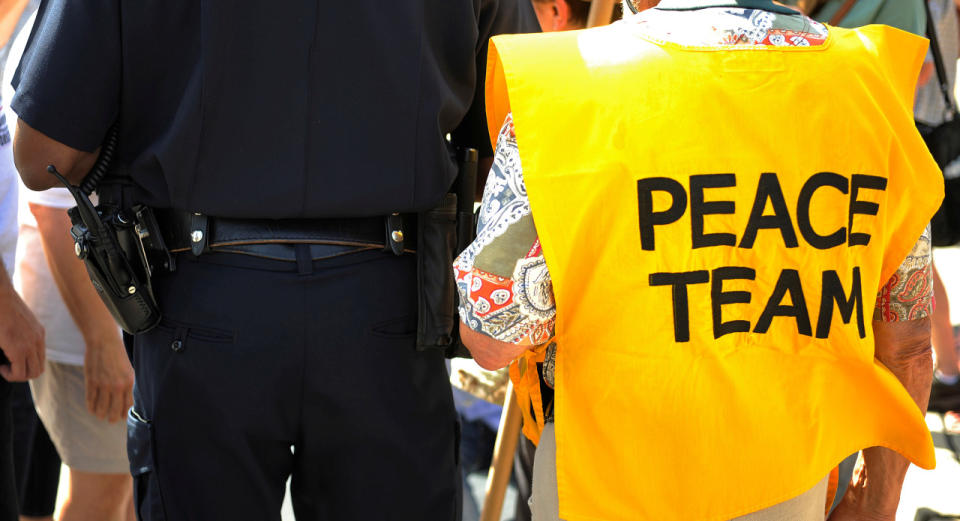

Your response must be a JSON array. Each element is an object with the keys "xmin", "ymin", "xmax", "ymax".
[{"xmin": 125, "ymin": 247, "xmax": 461, "ymax": 521}]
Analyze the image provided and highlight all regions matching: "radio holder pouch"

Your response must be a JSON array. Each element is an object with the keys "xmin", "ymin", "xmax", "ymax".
[{"xmin": 46, "ymin": 126, "xmax": 172, "ymax": 335}]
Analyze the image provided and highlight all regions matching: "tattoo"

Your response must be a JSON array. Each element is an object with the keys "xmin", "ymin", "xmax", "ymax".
[{"xmin": 874, "ymin": 226, "xmax": 933, "ymax": 322}]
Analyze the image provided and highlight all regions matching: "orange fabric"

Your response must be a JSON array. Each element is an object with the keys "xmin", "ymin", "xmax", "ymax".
[
  {"xmin": 487, "ymin": 22, "xmax": 941, "ymax": 521},
  {"xmin": 825, "ymin": 466, "xmax": 840, "ymax": 515},
  {"xmin": 509, "ymin": 342, "xmax": 549, "ymax": 445}
]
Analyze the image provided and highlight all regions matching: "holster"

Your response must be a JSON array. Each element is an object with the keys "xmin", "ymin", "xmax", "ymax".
[
  {"xmin": 416, "ymin": 148, "xmax": 478, "ymax": 357},
  {"xmin": 49, "ymin": 168, "xmax": 169, "ymax": 334}
]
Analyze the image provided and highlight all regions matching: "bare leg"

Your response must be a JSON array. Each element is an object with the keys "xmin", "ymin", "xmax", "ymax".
[
  {"xmin": 58, "ymin": 470, "xmax": 132, "ymax": 521},
  {"xmin": 20, "ymin": 516, "xmax": 54, "ymax": 521},
  {"xmin": 932, "ymin": 264, "xmax": 959, "ymax": 378}
]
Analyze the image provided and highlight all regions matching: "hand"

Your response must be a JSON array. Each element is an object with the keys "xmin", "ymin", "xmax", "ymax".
[
  {"xmin": 460, "ymin": 321, "xmax": 530, "ymax": 370},
  {"xmin": 0, "ymin": 289, "xmax": 45, "ymax": 381},
  {"xmin": 83, "ymin": 335, "xmax": 134, "ymax": 423}
]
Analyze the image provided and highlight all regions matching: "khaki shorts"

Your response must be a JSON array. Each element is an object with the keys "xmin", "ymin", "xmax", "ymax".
[
  {"xmin": 531, "ymin": 423, "xmax": 828, "ymax": 521},
  {"xmin": 30, "ymin": 361, "xmax": 129, "ymax": 474}
]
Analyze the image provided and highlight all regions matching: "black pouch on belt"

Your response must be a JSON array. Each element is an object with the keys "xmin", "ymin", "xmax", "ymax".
[
  {"xmin": 45, "ymin": 126, "xmax": 167, "ymax": 334},
  {"xmin": 415, "ymin": 148, "xmax": 478, "ymax": 358},
  {"xmin": 48, "ymin": 166, "xmax": 163, "ymax": 334}
]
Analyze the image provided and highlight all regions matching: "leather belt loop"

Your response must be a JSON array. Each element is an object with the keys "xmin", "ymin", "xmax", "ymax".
[
  {"xmin": 190, "ymin": 212, "xmax": 210, "ymax": 256},
  {"xmin": 385, "ymin": 213, "xmax": 405, "ymax": 256}
]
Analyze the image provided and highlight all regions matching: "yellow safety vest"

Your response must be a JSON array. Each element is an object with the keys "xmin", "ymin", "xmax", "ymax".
[{"xmin": 487, "ymin": 22, "xmax": 941, "ymax": 521}]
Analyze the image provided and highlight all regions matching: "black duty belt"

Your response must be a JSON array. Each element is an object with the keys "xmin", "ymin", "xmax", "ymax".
[{"xmin": 156, "ymin": 209, "xmax": 416, "ymax": 257}]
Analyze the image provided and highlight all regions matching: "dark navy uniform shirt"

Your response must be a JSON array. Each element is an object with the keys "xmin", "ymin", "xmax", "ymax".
[{"xmin": 12, "ymin": 0, "xmax": 538, "ymax": 218}]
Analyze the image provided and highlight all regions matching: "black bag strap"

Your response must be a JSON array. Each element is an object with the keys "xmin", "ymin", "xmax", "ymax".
[{"xmin": 923, "ymin": 0, "xmax": 960, "ymax": 119}]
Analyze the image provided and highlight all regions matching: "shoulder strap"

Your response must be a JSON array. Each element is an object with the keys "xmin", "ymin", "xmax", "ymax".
[
  {"xmin": 828, "ymin": 0, "xmax": 858, "ymax": 25},
  {"xmin": 922, "ymin": 0, "xmax": 960, "ymax": 117}
]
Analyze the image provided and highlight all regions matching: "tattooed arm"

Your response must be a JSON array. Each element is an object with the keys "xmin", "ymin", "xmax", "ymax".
[
  {"xmin": 831, "ymin": 227, "xmax": 933, "ymax": 521},
  {"xmin": 455, "ymin": 114, "xmax": 556, "ymax": 368}
]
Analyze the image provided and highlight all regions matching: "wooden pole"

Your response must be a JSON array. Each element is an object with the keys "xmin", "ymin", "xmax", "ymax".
[
  {"xmin": 479, "ymin": 382, "xmax": 523, "ymax": 521},
  {"xmin": 586, "ymin": 0, "xmax": 617, "ymax": 27}
]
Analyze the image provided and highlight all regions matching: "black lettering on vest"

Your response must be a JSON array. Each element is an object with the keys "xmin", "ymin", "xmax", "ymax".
[
  {"xmin": 753, "ymin": 269, "xmax": 812, "ymax": 336},
  {"xmin": 637, "ymin": 178, "xmax": 687, "ymax": 251},
  {"xmin": 849, "ymin": 174, "xmax": 887, "ymax": 247},
  {"xmin": 739, "ymin": 173, "xmax": 798, "ymax": 249},
  {"xmin": 711, "ymin": 266, "xmax": 756, "ymax": 339},
  {"xmin": 649, "ymin": 271, "xmax": 710, "ymax": 342},
  {"xmin": 797, "ymin": 172, "xmax": 848, "ymax": 250},
  {"xmin": 690, "ymin": 174, "xmax": 736, "ymax": 249},
  {"xmin": 816, "ymin": 267, "xmax": 866, "ymax": 339}
]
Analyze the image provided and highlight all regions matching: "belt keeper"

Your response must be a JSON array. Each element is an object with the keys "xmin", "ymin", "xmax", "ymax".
[
  {"xmin": 190, "ymin": 212, "xmax": 210, "ymax": 256},
  {"xmin": 385, "ymin": 213, "xmax": 404, "ymax": 256}
]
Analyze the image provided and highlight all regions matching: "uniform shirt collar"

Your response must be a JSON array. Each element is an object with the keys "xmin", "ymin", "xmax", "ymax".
[{"xmin": 654, "ymin": 0, "xmax": 801, "ymax": 16}]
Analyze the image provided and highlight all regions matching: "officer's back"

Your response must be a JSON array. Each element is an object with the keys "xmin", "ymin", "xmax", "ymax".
[
  {"xmin": 14, "ymin": 0, "xmax": 524, "ymax": 214},
  {"xmin": 10, "ymin": 1, "xmax": 538, "ymax": 520}
]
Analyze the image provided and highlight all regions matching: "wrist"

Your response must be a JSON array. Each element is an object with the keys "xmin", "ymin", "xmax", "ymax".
[
  {"xmin": 840, "ymin": 448, "xmax": 906, "ymax": 519},
  {"xmin": 83, "ymin": 329, "xmax": 123, "ymax": 352},
  {"xmin": 837, "ymin": 486, "xmax": 897, "ymax": 520}
]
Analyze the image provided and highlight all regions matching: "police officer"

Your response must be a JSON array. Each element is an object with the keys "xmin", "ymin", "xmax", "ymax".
[{"xmin": 11, "ymin": 1, "xmax": 537, "ymax": 519}]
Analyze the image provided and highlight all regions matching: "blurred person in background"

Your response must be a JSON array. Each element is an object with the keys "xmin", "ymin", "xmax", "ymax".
[
  {"xmin": 0, "ymin": 93, "xmax": 43, "ymax": 521},
  {"xmin": 794, "ymin": 0, "xmax": 925, "ymax": 33},
  {"xmin": 5, "ymin": 12, "xmax": 135, "ymax": 521},
  {"xmin": 1, "ymin": 3, "xmax": 61, "ymax": 521},
  {"xmin": 913, "ymin": 0, "xmax": 960, "ymax": 436},
  {"xmin": 12, "ymin": 185, "xmax": 135, "ymax": 521},
  {"xmin": 0, "ymin": 104, "xmax": 44, "ymax": 521},
  {"xmin": 11, "ymin": 380, "xmax": 59, "ymax": 521},
  {"xmin": 0, "ymin": 0, "xmax": 45, "ymax": 519},
  {"xmin": 14, "ymin": 184, "xmax": 135, "ymax": 521},
  {"xmin": 531, "ymin": 0, "xmax": 591, "ymax": 31}
]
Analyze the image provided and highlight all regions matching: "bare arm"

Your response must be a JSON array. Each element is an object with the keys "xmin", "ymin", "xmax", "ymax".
[
  {"xmin": 0, "ymin": 258, "xmax": 44, "ymax": 381},
  {"xmin": 457, "ymin": 114, "xmax": 552, "ymax": 370},
  {"xmin": 31, "ymin": 202, "xmax": 132, "ymax": 422},
  {"xmin": 829, "ymin": 317, "xmax": 933, "ymax": 521},
  {"xmin": 14, "ymin": 119, "xmax": 98, "ymax": 191},
  {"xmin": 0, "ymin": 0, "xmax": 28, "ymax": 50}
]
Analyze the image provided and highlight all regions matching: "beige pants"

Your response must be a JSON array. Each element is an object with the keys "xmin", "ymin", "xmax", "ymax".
[
  {"xmin": 530, "ymin": 423, "xmax": 828, "ymax": 521},
  {"xmin": 31, "ymin": 361, "xmax": 129, "ymax": 474}
]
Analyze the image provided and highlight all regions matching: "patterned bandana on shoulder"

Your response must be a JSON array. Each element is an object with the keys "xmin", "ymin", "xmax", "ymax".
[{"xmin": 653, "ymin": 0, "xmax": 801, "ymax": 15}]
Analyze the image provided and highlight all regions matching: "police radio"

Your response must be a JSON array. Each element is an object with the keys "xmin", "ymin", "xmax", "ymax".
[{"xmin": 48, "ymin": 126, "xmax": 170, "ymax": 334}]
